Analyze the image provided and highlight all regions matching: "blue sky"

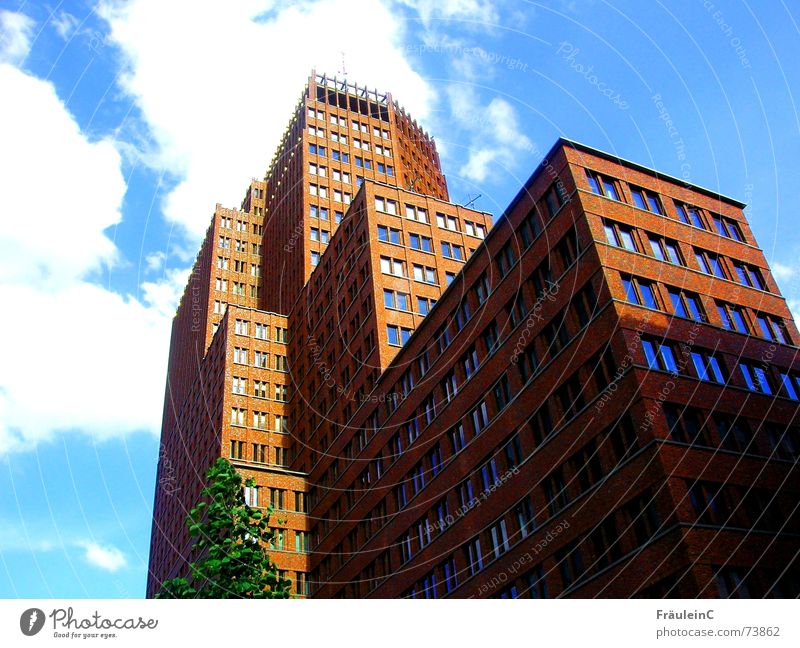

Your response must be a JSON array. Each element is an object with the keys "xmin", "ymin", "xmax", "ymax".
[{"xmin": 0, "ymin": 0, "xmax": 798, "ymax": 598}]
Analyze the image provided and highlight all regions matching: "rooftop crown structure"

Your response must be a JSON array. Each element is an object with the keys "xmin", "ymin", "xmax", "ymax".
[{"xmin": 148, "ymin": 73, "xmax": 800, "ymax": 599}]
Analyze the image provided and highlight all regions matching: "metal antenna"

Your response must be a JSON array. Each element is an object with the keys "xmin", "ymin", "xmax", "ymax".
[
  {"xmin": 464, "ymin": 193, "xmax": 482, "ymax": 209},
  {"xmin": 338, "ymin": 51, "xmax": 347, "ymax": 77}
]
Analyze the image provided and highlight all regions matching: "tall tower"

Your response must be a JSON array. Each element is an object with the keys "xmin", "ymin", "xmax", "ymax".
[{"xmin": 149, "ymin": 74, "xmax": 800, "ymax": 599}]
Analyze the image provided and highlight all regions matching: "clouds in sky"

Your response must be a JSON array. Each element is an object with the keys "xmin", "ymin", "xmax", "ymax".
[
  {"xmin": 79, "ymin": 540, "xmax": 127, "ymax": 572},
  {"xmin": 0, "ymin": 0, "xmax": 535, "ymax": 456},
  {"xmin": 0, "ymin": 29, "xmax": 178, "ymax": 455}
]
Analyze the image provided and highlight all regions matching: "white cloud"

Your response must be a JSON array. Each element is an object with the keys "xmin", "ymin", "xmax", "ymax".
[
  {"xmin": 770, "ymin": 260, "xmax": 800, "ymax": 320},
  {"xmin": 98, "ymin": 0, "xmax": 435, "ymax": 240},
  {"xmin": 79, "ymin": 540, "xmax": 127, "ymax": 572},
  {"xmin": 399, "ymin": 0, "xmax": 499, "ymax": 27},
  {"xmin": 0, "ymin": 63, "xmax": 181, "ymax": 455},
  {"xmin": 446, "ymin": 84, "xmax": 534, "ymax": 182},
  {"xmin": 0, "ymin": 10, "xmax": 34, "ymax": 65},
  {"xmin": 50, "ymin": 11, "xmax": 80, "ymax": 40}
]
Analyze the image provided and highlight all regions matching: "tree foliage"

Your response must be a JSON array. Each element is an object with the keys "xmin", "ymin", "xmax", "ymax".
[{"xmin": 156, "ymin": 458, "xmax": 291, "ymax": 598}]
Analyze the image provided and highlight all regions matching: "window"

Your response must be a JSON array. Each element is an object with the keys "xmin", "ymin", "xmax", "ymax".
[
  {"xmin": 254, "ymin": 380, "xmax": 268, "ymax": 399},
  {"xmin": 234, "ymin": 347, "xmax": 248, "ymax": 364},
  {"xmin": 380, "ymin": 256, "xmax": 405, "ymax": 277},
  {"xmin": 691, "ymin": 351, "xmax": 726, "ymax": 384},
  {"xmin": 711, "ymin": 214, "xmax": 744, "ymax": 241},
  {"xmin": 630, "ymin": 186, "xmax": 663, "ymax": 213},
  {"xmin": 675, "ymin": 203, "xmax": 706, "ymax": 229},
  {"xmin": 641, "ymin": 337, "xmax": 679, "ymax": 373},
  {"xmin": 604, "ymin": 222, "xmax": 637, "ymax": 251},
  {"xmin": 409, "ymin": 233, "xmax": 432, "ymax": 252},
  {"xmin": 717, "ymin": 302, "xmax": 749, "ymax": 333},
  {"xmin": 779, "ymin": 372, "xmax": 800, "ymax": 400},
  {"xmin": 384, "ymin": 289, "xmax": 410, "ymax": 311},
  {"xmin": 649, "ymin": 236, "xmax": 683, "ymax": 265},
  {"xmin": 586, "ymin": 169, "xmax": 620, "ymax": 200},
  {"xmin": 668, "ymin": 288, "xmax": 705, "ymax": 321},
  {"xmin": 488, "ymin": 520, "xmax": 510, "ymax": 559},
  {"xmin": 695, "ymin": 249, "xmax": 726, "ymax": 278},
  {"xmin": 253, "ymin": 411, "xmax": 269, "ymax": 429},
  {"xmin": 755, "ymin": 314, "xmax": 789, "ymax": 343},
  {"xmin": 513, "ymin": 498, "xmax": 536, "ymax": 538},
  {"xmin": 496, "ymin": 242, "xmax": 517, "ymax": 277},
  {"xmin": 441, "ymin": 241, "xmax": 463, "ymax": 260},
  {"xmin": 543, "ymin": 181, "xmax": 568, "ymax": 217},
  {"xmin": 622, "ymin": 275, "xmax": 659, "ymax": 310},
  {"xmin": 471, "ymin": 400, "xmax": 489, "ymax": 434},
  {"xmin": 274, "ymin": 384, "xmax": 288, "ymax": 402},
  {"xmin": 413, "ymin": 264, "xmax": 436, "ymax": 284},
  {"xmin": 274, "ymin": 355, "xmax": 288, "ymax": 371},
  {"xmin": 732, "ymin": 262, "xmax": 765, "ymax": 290},
  {"xmin": 377, "ymin": 225, "xmax": 400, "ymax": 244},
  {"xmin": 252, "ymin": 443, "xmax": 267, "ymax": 463},
  {"xmin": 232, "ymin": 377, "xmax": 246, "ymax": 395},
  {"xmin": 230, "ymin": 408, "xmax": 246, "ymax": 426},
  {"xmin": 387, "ymin": 325, "xmax": 412, "ymax": 346},
  {"xmin": 436, "ymin": 213, "xmax": 458, "ymax": 231},
  {"xmin": 416, "ymin": 296, "xmax": 436, "ymax": 315},
  {"xmin": 310, "ymin": 251, "xmax": 320, "ymax": 267},
  {"xmin": 254, "ymin": 351, "xmax": 268, "ymax": 368},
  {"xmin": 462, "ymin": 345, "xmax": 479, "ymax": 379},
  {"xmin": 464, "ymin": 538, "xmax": 484, "ymax": 576},
  {"xmin": 739, "ymin": 362, "xmax": 772, "ymax": 394},
  {"xmin": 465, "ymin": 220, "xmax": 486, "ymax": 239},
  {"xmin": 450, "ymin": 424, "xmax": 467, "ymax": 454},
  {"xmin": 230, "ymin": 439, "xmax": 245, "ymax": 459}
]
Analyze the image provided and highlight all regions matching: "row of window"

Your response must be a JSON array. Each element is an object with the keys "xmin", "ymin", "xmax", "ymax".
[
  {"xmin": 376, "ymin": 225, "xmax": 466, "ymax": 260},
  {"xmin": 217, "ymin": 236, "xmax": 262, "ymax": 255},
  {"xmin": 231, "ymin": 377, "xmax": 289, "ymax": 401},
  {"xmin": 230, "ymin": 409, "xmax": 289, "ymax": 432},
  {"xmin": 307, "ymin": 107, "xmax": 391, "ymax": 140},
  {"xmin": 228, "ymin": 439, "xmax": 290, "ymax": 464},
  {"xmin": 217, "ymin": 215, "xmax": 260, "ymax": 235},
  {"xmin": 232, "ymin": 348, "xmax": 289, "ymax": 371},
  {"xmin": 620, "ymin": 272, "xmax": 791, "ymax": 343},
  {"xmin": 640, "ymin": 335, "xmax": 800, "ymax": 399},
  {"xmin": 216, "ymin": 257, "xmax": 261, "ymax": 276},
  {"xmin": 231, "ymin": 320, "xmax": 288, "ymax": 342},
  {"xmin": 586, "ymin": 168, "xmax": 747, "ymax": 242},
  {"xmin": 373, "ymin": 197, "xmax": 487, "ymax": 238}
]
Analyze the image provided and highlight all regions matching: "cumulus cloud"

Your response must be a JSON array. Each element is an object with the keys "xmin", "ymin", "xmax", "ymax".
[
  {"xmin": 399, "ymin": 0, "xmax": 499, "ymax": 27},
  {"xmin": 98, "ymin": 0, "xmax": 435, "ymax": 240},
  {"xmin": 0, "ymin": 10, "xmax": 34, "ymax": 65},
  {"xmin": 446, "ymin": 84, "xmax": 535, "ymax": 182},
  {"xmin": 0, "ymin": 63, "xmax": 180, "ymax": 455},
  {"xmin": 50, "ymin": 11, "xmax": 80, "ymax": 41},
  {"xmin": 770, "ymin": 260, "xmax": 800, "ymax": 320},
  {"xmin": 79, "ymin": 540, "xmax": 127, "ymax": 572}
]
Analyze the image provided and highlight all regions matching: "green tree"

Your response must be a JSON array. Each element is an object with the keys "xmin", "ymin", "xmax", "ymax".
[{"xmin": 157, "ymin": 457, "xmax": 291, "ymax": 598}]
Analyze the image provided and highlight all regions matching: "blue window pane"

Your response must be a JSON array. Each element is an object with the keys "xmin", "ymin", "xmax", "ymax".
[
  {"xmin": 632, "ymin": 190, "xmax": 647, "ymax": 210},
  {"xmin": 748, "ymin": 268, "xmax": 764, "ymax": 290},
  {"xmin": 384, "ymin": 290, "xmax": 394, "ymax": 308},
  {"xmin": 676, "ymin": 204, "xmax": 690, "ymax": 224},
  {"xmin": 753, "ymin": 367, "xmax": 772, "ymax": 394},
  {"xmin": 740, "ymin": 364, "xmax": 756, "ymax": 390},
  {"xmin": 708, "ymin": 357, "xmax": 725, "ymax": 383},
  {"xmin": 387, "ymin": 326, "xmax": 399, "ymax": 345},
  {"xmin": 665, "ymin": 243, "xmax": 681, "ymax": 265},
  {"xmin": 730, "ymin": 309, "xmax": 747, "ymax": 333},
  {"xmin": 620, "ymin": 229, "xmax": 636, "ymax": 251},
  {"xmin": 735, "ymin": 265, "xmax": 749, "ymax": 285},
  {"xmin": 603, "ymin": 179, "xmax": 619, "ymax": 200},
  {"xmin": 671, "ymin": 291, "xmax": 687, "ymax": 317},
  {"xmin": 604, "ymin": 224, "xmax": 617, "ymax": 245},
  {"xmin": 692, "ymin": 353, "xmax": 709, "ymax": 381},
  {"xmin": 689, "ymin": 209, "xmax": 705, "ymax": 229},
  {"xmin": 640, "ymin": 282, "xmax": 658, "ymax": 309},
  {"xmin": 780, "ymin": 374, "xmax": 799, "ymax": 400},
  {"xmin": 647, "ymin": 194, "xmax": 662, "ymax": 214},
  {"xmin": 587, "ymin": 172, "xmax": 601, "ymax": 195},
  {"xmin": 713, "ymin": 215, "xmax": 727, "ymax": 236},
  {"xmin": 623, "ymin": 278, "xmax": 639, "ymax": 304},
  {"xmin": 650, "ymin": 238, "xmax": 665, "ymax": 260},
  {"xmin": 642, "ymin": 340, "xmax": 658, "ymax": 369},
  {"xmin": 717, "ymin": 305, "xmax": 732, "ymax": 330},
  {"xmin": 710, "ymin": 257, "xmax": 724, "ymax": 278},
  {"xmin": 686, "ymin": 297, "xmax": 704, "ymax": 322},
  {"xmin": 757, "ymin": 316, "xmax": 772, "ymax": 340},
  {"xmin": 397, "ymin": 293, "xmax": 409, "ymax": 311},
  {"xmin": 660, "ymin": 345, "xmax": 679, "ymax": 373},
  {"xmin": 400, "ymin": 328, "xmax": 412, "ymax": 345},
  {"xmin": 696, "ymin": 253, "xmax": 710, "ymax": 274}
]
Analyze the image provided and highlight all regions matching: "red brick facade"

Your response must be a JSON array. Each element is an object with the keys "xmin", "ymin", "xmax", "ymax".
[{"xmin": 148, "ymin": 74, "xmax": 800, "ymax": 599}]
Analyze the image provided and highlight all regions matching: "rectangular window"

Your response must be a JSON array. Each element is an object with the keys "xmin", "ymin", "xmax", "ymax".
[
  {"xmin": 676, "ymin": 203, "xmax": 706, "ymax": 229},
  {"xmin": 717, "ymin": 302, "xmax": 749, "ymax": 333},
  {"xmin": 691, "ymin": 351, "xmax": 726, "ymax": 384},
  {"xmin": 641, "ymin": 337, "xmax": 679, "ymax": 373},
  {"xmin": 739, "ymin": 363, "xmax": 772, "ymax": 394},
  {"xmin": 586, "ymin": 169, "xmax": 620, "ymax": 200},
  {"xmin": 630, "ymin": 186, "xmax": 663, "ymax": 214},
  {"xmin": 622, "ymin": 275, "xmax": 659, "ymax": 310}
]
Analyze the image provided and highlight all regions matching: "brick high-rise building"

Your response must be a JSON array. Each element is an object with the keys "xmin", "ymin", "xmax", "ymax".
[{"xmin": 148, "ymin": 73, "xmax": 800, "ymax": 599}]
